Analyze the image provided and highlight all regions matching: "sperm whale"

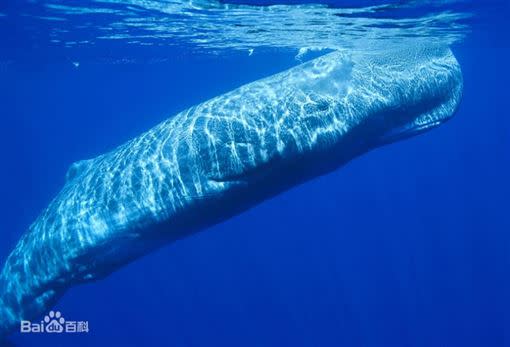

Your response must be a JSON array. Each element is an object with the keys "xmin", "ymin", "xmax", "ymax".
[{"xmin": 0, "ymin": 45, "xmax": 462, "ymax": 337}]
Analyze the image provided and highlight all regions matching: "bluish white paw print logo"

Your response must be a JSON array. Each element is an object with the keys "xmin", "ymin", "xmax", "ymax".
[
  {"xmin": 44, "ymin": 311, "xmax": 65, "ymax": 333},
  {"xmin": 21, "ymin": 310, "xmax": 89, "ymax": 334}
]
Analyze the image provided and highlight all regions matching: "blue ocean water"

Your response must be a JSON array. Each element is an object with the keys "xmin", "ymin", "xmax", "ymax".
[{"xmin": 0, "ymin": 0, "xmax": 509, "ymax": 346}]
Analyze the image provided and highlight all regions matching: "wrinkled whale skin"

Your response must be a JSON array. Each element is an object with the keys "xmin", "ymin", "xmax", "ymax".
[{"xmin": 0, "ymin": 45, "xmax": 462, "ymax": 337}]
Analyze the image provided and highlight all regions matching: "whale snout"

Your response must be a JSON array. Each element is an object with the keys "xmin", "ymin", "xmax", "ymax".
[{"xmin": 368, "ymin": 46, "xmax": 463, "ymax": 145}]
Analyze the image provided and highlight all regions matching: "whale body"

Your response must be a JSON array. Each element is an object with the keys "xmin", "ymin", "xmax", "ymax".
[{"xmin": 0, "ymin": 45, "xmax": 462, "ymax": 337}]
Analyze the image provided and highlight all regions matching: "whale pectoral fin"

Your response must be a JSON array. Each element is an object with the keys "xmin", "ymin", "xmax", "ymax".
[{"xmin": 65, "ymin": 159, "xmax": 93, "ymax": 182}]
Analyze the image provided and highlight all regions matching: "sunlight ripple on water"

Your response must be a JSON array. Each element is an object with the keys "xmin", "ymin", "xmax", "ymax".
[{"xmin": 5, "ymin": 0, "xmax": 472, "ymax": 54}]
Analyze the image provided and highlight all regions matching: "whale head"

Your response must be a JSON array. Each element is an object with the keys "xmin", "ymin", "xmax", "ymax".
[
  {"xmin": 346, "ymin": 45, "xmax": 463, "ymax": 148},
  {"xmin": 266, "ymin": 44, "xmax": 463, "ymax": 177},
  {"xmin": 371, "ymin": 58, "xmax": 463, "ymax": 146}
]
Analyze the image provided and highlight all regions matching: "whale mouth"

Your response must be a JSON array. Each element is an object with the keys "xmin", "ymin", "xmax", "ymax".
[{"xmin": 376, "ymin": 120, "xmax": 443, "ymax": 145}]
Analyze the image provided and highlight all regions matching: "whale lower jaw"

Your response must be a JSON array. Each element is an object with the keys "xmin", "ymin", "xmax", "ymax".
[
  {"xmin": 376, "ymin": 119, "xmax": 445, "ymax": 145},
  {"xmin": 0, "ymin": 44, "xmax": 463, "ymax": 339}
]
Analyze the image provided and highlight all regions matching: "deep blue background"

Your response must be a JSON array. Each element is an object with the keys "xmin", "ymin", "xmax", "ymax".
[{"xmin": 0, "ymin": 3, "xmax": 509, "ymax": 346}]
